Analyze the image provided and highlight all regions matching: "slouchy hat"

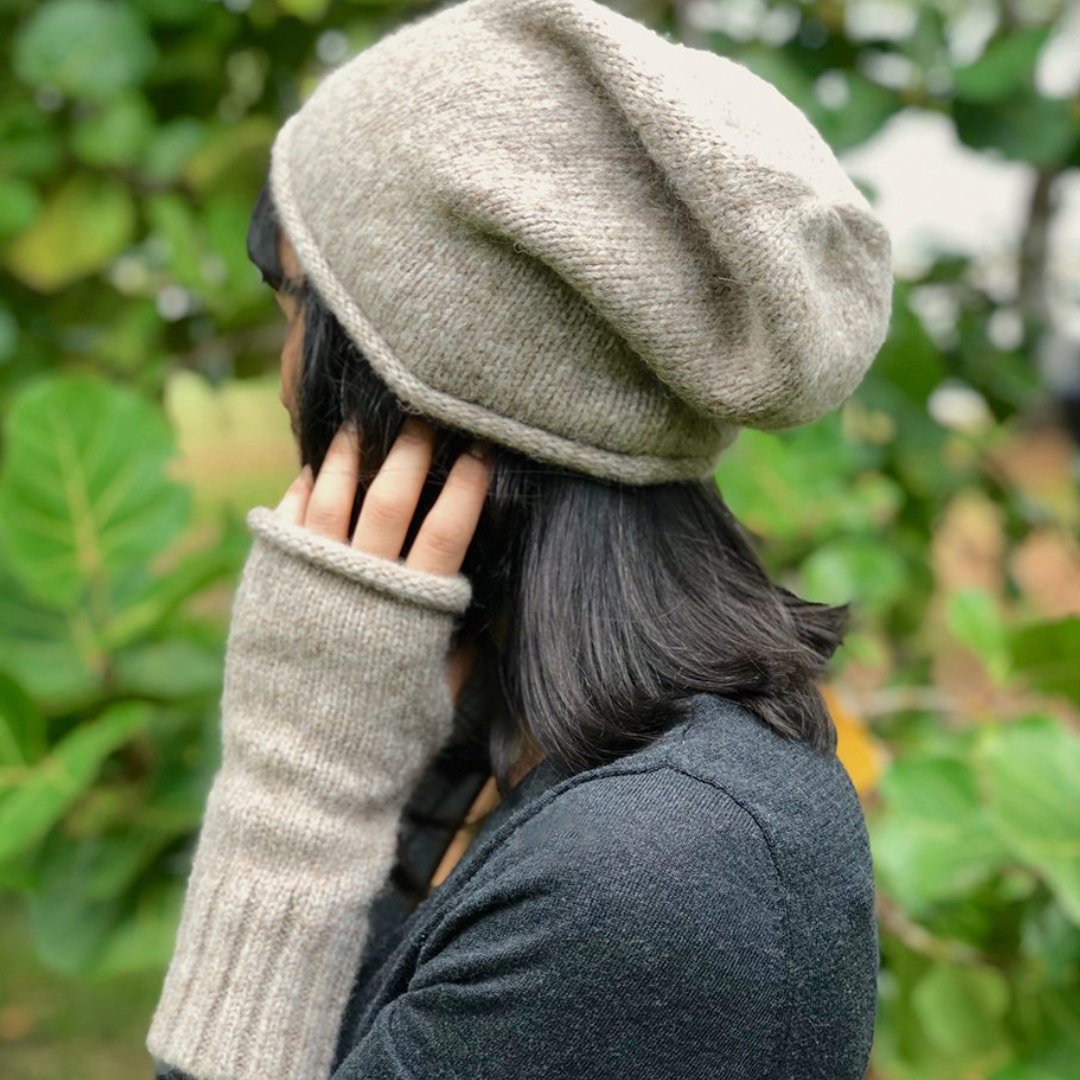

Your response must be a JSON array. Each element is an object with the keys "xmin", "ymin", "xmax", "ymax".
[{"xmin": 269, "ymin": 0, "xmax": 893, "ymax": 484}]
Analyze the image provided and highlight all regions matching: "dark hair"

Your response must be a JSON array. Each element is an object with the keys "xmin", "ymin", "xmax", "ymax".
[{"xmin": 247, "ymin": 180, "xmax": 851, "ymax": 798}]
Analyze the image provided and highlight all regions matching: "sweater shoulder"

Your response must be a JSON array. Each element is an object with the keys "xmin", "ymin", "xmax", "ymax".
[{"xmin": 470, "ymin": 691, "xmax": 872, "ymax": 896}]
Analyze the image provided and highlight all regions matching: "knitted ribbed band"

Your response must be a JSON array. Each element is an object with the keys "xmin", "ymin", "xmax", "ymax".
[
  {"xmin": 147, "ymin": 507, "xmax": 469, "ymax": 1080},
  {"xmin": 243, "ymin": 506, "xmax": 473, "ymax": 613},
  {"xmin": 269, "ymin": 0, "xmax": 893, "ymax": 485}
]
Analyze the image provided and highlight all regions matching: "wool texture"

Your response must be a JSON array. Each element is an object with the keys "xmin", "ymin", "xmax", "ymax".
[
  {"xmin": 270, "ymin": 0, "xmax": 894, "ymax": 485},
  {"xmin": 146, "ymin": 506, "xmax": 472, "ymax": 1080}
]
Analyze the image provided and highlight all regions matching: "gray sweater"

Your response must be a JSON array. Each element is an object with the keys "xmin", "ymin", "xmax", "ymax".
[{"xmin": 154, "ymin": 689, "xmax": 879, "ymax": 1079}]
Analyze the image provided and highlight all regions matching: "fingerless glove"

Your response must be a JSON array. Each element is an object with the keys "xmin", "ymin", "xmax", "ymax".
[{"xmin": 146, "ymin": 505, "xmax": 473, "ymax": 1080}]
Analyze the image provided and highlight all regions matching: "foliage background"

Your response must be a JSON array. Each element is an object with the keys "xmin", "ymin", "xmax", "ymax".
[{"xmin": 0, "ymin": 1, "xmax": 1078, "ymax": 1077}]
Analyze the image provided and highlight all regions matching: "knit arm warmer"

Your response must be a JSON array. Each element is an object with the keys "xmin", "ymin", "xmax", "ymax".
[{"xmin": 146, "ymin": 505, "xmax": 473, "ymax": 1080}]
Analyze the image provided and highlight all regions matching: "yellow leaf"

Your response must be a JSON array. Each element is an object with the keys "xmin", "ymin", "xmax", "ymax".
[{"xmin": 823, "ymin": 684, "xmax": 885, "ymax": 797}]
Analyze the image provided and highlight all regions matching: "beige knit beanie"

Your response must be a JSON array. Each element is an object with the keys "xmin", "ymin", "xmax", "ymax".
[{"xmin": 270, "ymin": 0, "xmax": 893, "ymax": 484}]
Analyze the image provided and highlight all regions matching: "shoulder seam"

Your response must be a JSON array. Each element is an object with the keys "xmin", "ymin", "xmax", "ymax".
[
  {"xmin": 674, "ymin": 714, "xmax": 797, "ymax": 1074},
  {"xmin": 659, "ymin": 762, "xmax": 795, "ymax": 1075}
]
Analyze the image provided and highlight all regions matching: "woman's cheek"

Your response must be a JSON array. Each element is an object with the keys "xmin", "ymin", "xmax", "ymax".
[{"xmin": 280, "ymin": 312, "xmax": 305, "ymax": 415}]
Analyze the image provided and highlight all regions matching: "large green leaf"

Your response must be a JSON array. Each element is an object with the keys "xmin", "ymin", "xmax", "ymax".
[
  {"xmin": 870, "ymin": 756, "xmax": 1009, "ymax": 911},
  {"xmin": 0, "ymin": 556, "xmax": 100, "ymax": 710},
  {"xmin": 13, "ymin": 0, "xmax": 156, "ymax": 103},
  {"xmin": 912, "ymin": 963, "xmax": 1009, "ymax": 1062},
  {"xmin": 976, "ymin": 717, "xmax": 1080, "ymax": 925},
  {"xmin": 0, "ymin": 374, "xmax": 190, "ymax": 610},
  {"xmin": 101, "ymin": 533, "xmax": 246, "ymax": 650},
  {"xmin": 0, "ymin": 702, "xmax": 152, "ymax": 864},
  {"xmin": 26, "ymin": 821, "xmax": 186, "ymax": 976},
  {"xmin": 4, "ymin": 174, "xmax": 136, "ymax": 291}
]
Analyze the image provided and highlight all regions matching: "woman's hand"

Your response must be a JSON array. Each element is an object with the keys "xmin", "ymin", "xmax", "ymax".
[{"xmin": 272, "ymin": 416, "xmax": 493, "ymax": 701}]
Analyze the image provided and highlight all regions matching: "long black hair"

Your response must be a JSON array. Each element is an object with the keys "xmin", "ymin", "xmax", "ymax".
[{"xmin": 247, "ymin": 181, "xmax": 851, "ymax": 799}]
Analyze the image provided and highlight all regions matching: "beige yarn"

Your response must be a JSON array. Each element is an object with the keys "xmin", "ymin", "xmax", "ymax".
[
  {"xmin": 146, "ymin": 507, "xmax": 471, "ymax": 1080},
  {"xmin": 270, "ymin": 0, "xmax": 893, "ymax": 485}
]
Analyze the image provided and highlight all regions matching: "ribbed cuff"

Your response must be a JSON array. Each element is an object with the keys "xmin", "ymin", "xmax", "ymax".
[
  {"xmin": 146, "ymin": 840, "xmax": 388, "ymax": 1080},
  {"xmin": 246, "ymin": 506, "xmax": 472, "ymax": 614}
]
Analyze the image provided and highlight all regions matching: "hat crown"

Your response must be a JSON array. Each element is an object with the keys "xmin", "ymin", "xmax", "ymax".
[{"xmin": 270, "ymin": 0, "xmax": 893, "ymax": 484}]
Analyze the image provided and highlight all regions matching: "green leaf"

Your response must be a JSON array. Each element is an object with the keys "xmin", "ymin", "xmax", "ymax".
[
  {"xmin": 4, "ymin": 174, "xmax": 136, "ymax": 291},
  {"xmin": 953, "ymin": 25, "xmax": 1055, "ymax": 104},
  {"xmin": 0, "ymin": 672, "xmax": 45, "ymax": 768},
  {"xmin": 1020, "ymin": 902, "xmax": 1080, "ymax": 986},
  {"xmin": 140, "ymin": 118, "xmax": 205, "ymax": 183},
  {"xmin": 71, "ymin": 95, "xmax": 154, "ymax": 168},
  {"xmin": 870, "ymin": 285, "xmax": 948, "ymax": 405},
  {"xmin": 0, "ymin": 702, "xmax": 152, "ymax": 864},
  {"xmin": 14, "ymin": 0, "xmax": 157, "ymax": 103},
  {"xmin": 26, "ymin": 825, "xmax": 185, "ymax": 976},
  {"xmin": 871, "ymin": 756, "xmax": 1009, "ymax": 910},
  {"xmin": 976, "ymin": 717, "xmax": 1080, "ymax": 925},
  {"xmin": 101, "ymin": 528, "xmax": 247, "ymax": 650},
  {"xmin": 991, "ymin": 1065, "xmax": 1066, "ymax": 1080},
  {"xmin": 278, "ymin": 0, "xmax": 331, "ymax": 20},
  {"xmin": 817, "ymin": 72, "xmax": 901, "ymax": 153},
  {"xmin": 0, "ymin": 557, "xmax": 101, "ymax": 711},
  {"xmin": 0, "ymin": 374, "xmax": 190, "ymax": 610},
  {"xmin": 799, "ymin": 537, "xmax": 908, "ymax": 613},
  {"xmin": 0, "ymin": 304, "xmax": 17, "ymax": 364},
  {"xmin": 912, "ymin": 963, "xmax": 1009, "ymax": 1061},
  {"xmin": 1009, "ymin": 617, "xmax": 1080, "ymax": 707},
  {"xmin": 0, "ymin": 101, "xmax": 62, "ymax": 179},
  {"xmin": 712, "ymin": 414, "xmax": 897, "ymax": 542},
  {"xmin": 948, "ymin": 587, "xmax": 1011, "ymax": 684},
  {"xmin": 112, "ymin": 638, "xmax": 223, "ymax": 700},
  {"xmin": 0, "ymin": 176, "xmax": 40, "ymax": 239},
  {"xmin": 954, "ymin": 90, "xmax": 1079, "ymax": 168},
  {"xmin": 182, "ymin": 116, "xmax": 276, "ymax": 194},
  {"xmin": 146, "ymin": 193, "xmax": 204, "ymax": 289},
  {"xmin": 93, "ymin": 876, "xmax": 186, "ymax": 976}
]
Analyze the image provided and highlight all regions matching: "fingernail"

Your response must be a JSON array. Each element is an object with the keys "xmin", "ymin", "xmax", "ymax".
[
  {"xmin": 467, "ymin": 439, "xmax": 490, "ymax": 460},
  {"xmin": 301, "ymin": 464, "xmax": 314, "ymax": 483}
]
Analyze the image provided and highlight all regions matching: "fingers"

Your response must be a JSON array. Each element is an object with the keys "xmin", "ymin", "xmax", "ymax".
[
  {"xmin": 351, "ymin": 417, "xmax": 435, "ymax": 560},
  {"xmin": 269, "ymin": 416, "xmax": 491, "ymax": 579},
  {"xmin": 275, "ymin": 465, "xmax": 313, "ymax": 525},
  {"xmin": 303, "ymin": 421, "xmax": 362, "ymax": 541},
  {"xmin": 406, "ymin": 443, "xmax": 492, "ymax": 577}
]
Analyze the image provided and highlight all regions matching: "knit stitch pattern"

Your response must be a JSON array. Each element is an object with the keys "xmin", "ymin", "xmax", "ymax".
[
  {"xmin": 269, "ymin": 0, "xmax": 893, "ymax": 485},
  {"xmin": 146, "ymin": 507, "xmax": 472, "ymax": 1080}
]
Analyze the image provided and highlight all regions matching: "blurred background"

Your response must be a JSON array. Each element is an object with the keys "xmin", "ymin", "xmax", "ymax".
[{"xmin": 0, "ymin": 1, "xmax": 1077, "ymax": 1077}]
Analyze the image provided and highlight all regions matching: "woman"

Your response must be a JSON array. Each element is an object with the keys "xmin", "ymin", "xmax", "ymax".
[{"xmin": 147, "ymin": 0, "xmax": 894, "ymax": 1077}]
